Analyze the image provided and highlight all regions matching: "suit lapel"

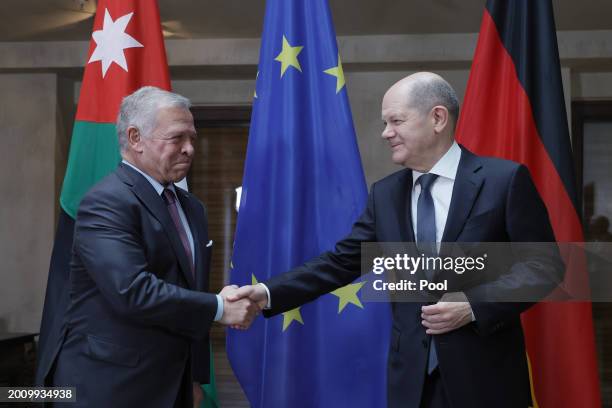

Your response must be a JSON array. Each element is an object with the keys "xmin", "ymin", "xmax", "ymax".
[
  {"xmin": 387, "ymin": 170, "xmax": 428, "ymax": 284},
  {"xmin": 116, "ymin": 164, "xmax": 196, "ymax": 289},
  {"xmin": 390, "ymin": 169, "xmax": 416, "ymax": 243},
  {"xmin": 441, "ymin": 147, "xmax": 484, "ymax": 243}
]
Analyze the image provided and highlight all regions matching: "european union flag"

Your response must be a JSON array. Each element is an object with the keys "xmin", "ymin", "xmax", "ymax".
[{"xmin": 227, "ymin": 0, "xmax": 391, "ymax": 407}]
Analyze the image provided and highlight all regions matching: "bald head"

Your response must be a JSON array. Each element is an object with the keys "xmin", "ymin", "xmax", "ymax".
[
  {"xmin": 381, "ymin": 72, "xmax": 458, "ymax": 171},
  {"xmin": 387, "ymin": 72, "xmax": 460, "ymax": 131}
]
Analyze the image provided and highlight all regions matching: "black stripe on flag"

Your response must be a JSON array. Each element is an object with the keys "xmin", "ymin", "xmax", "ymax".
[
  {"xmin": 486, "ymin": 0, "xmax": 579, "ymax": 212},
  {"xmin": 36, "ymin": 208, "xmax": 75, "ymax": 385}
]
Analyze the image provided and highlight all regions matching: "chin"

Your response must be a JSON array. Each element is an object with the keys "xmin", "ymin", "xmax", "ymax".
[
  {"xmin": 173, "ymin": 174, "xmax": 188, "ymax": 183},
  {"xmin": 165, "ymin": 171, "xmax": 186, "ymax": 183},
  {"xmin": 391, "ymin": 153, "xmax": 407, "ymax": 166}
]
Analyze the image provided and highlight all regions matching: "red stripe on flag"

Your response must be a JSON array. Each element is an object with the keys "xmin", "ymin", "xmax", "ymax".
[
  {"xmin": 457, "ymin": 10, "xmax": 600, "ymax": 408},
  {"xmin": 522, "ymin": 303, "xmax": 600, "ymax": 407},
  {"xmin": 457, "ymin": 11, "xmax": 579, "ymax": 241},
  {"xmin": 75, "ymin": 0, "xmax": 171, "ymax": 123}
]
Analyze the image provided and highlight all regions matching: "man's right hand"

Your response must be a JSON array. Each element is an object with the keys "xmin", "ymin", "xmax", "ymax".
[
  {"xmin": 218, "ymin": 285, "xmax": 260, "ymax": 329},
  {"xmin": 227, "ymin": 284, "xmax": 269, "ymax": 310}
]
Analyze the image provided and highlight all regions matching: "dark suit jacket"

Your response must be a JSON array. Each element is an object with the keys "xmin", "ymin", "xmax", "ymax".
[
  {"xmin": 263, "ymin": 147, "xmax": 562, "ymax": 408},
  {"xmin": 49, "ymin": 163, "xmax": 217, "ymax": 408}
]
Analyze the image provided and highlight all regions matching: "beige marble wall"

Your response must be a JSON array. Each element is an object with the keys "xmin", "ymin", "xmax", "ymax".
[{"xmin": 0, "ymin": 73, "xmax": 56, "ymax": 333}]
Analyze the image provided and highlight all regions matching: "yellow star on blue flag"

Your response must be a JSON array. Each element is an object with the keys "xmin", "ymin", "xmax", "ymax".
[
  {"xmin": 331, "ymin": 282, "xmax": 366, "ymax": 313},
  {"xmin": 324, "ymin": 53, "xmax": 346, "ymax": 93},
  {"xmin": 282, "ymin": 307, "xmax": 304, "ymax": 331},
  {"xmin": 275, "ymin": 35, "xmax": 303, "ymax": 77}
]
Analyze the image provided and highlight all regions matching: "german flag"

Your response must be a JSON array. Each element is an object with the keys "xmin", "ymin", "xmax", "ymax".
[{"xmin": 456, "ymin": 0, "xmax": 601, "ymax": 406}]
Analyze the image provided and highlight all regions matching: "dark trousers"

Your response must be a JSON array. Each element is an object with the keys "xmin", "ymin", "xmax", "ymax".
[{"xmin": 420, "ymin": 369, "xmax": 450, "ymax": 408}]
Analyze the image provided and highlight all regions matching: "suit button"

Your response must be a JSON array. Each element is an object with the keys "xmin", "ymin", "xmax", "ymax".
[{"xmin": 422, "ymin": 339, "xmax": 428, "ymax": 348}]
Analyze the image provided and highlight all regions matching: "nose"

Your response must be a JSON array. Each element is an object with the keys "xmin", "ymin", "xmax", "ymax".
[
  {"xmin": 382, "ymin": 124, "xmax": 394, "ymax": 140},
  {"xmin": 182, "ymin": 138, "xmax": 195, "ymax": 157}
]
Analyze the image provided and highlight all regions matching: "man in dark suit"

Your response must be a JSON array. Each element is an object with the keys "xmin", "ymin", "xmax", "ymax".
[
  {"xmin": 48, "ymin": 87, "xmax": 259, "ymax": 407},
  {"xmin": 229, "ymin": 72, "xmax": 563, "ymax": 407}
]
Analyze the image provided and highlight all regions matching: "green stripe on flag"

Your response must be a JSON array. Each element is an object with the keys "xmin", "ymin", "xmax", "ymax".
[
  {"xmin": 60, "ymin": 121, "xmax": 121, "ymax": 218},
  {"xmin": 201, "ymin": 342, "xmax": 220, "ymax": 408}
]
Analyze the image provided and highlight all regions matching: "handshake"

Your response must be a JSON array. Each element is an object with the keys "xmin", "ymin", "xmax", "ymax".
[{"xmin": 217, "ymin": 284, "xmax": 269, "ymax": 329}]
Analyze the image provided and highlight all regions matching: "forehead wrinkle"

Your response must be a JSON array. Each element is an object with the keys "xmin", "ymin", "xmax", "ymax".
[{"xmin": 382, "ymin": 105, "xmax": 406, "ymax": 119}]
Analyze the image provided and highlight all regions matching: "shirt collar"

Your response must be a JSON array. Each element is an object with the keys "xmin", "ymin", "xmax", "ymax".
[
  {"xmin": 122, "ymin": 159, "xmax": 176, "ymax": 196},
  {"xmin": 412, "ymin": 141, "xmax": 461, "ymax": 187}
]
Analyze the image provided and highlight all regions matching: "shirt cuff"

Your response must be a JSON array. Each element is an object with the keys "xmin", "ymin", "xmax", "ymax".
[
  {"xmin": 213, "ymin": 294, "xmax": 224, "ymax": 321},
  {"xmin": 258, "ymin": 283, "xmax": 272, "ymax": 309},
  {"xmin": 471, "ymin": 311, "xmax": 476, "ymax": 322}
]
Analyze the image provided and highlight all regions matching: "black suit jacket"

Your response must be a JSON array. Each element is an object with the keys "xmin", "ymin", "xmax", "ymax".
[
  {"xmin": 263, "ymin": 147, "xmax": 562, "ymax": 408},
  {"xmin": 49, "ymin": 163, "xmax": 217, "ymax": 408}
]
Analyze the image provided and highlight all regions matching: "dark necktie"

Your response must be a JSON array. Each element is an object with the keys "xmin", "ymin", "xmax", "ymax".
[
  {"xmin": 162, "ymin": 188, "xmax": 194, "ymax": 277},
  {"xmin": 416, "ymin": 173, "xmax": 439, "ymax": 374},
  {"xmin": 417, "ymin": 173, "xmax": 439, "ymax": 258}
]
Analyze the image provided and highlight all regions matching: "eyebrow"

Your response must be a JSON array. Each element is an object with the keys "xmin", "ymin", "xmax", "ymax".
[{"xmin": 382, "ymin": 112, "xmax": 403, "ymax": 121}]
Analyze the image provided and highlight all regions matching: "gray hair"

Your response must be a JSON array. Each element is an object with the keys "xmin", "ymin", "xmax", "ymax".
[
  {"xmin": 407, "ymin": 75, "xmax": 460, "ymax": 128},
  {"xmin": 117, "ymin": 86, "xmax": 192, "ymax": 151}
]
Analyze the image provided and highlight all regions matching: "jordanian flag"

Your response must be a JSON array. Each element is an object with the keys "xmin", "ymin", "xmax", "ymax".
[
  {"xmin": 456, "ymin": 0, "xmax": 601, "ymax": 406},
  {"xmin": 37, "ymin": 1, "xmax": 218, "ymax": 406}
]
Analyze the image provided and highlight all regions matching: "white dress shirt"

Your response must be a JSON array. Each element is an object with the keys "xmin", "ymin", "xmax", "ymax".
[
  {"xmin": 122, "ymin": 160, "xmax": 224, "ymax": 321},
  {"xmin": 411, "ymin": 141, "xmax": 461, "ymax": 249},
  {"xmin": 410, "ymin": 143, "xmax": 475, "ymax": 320}
]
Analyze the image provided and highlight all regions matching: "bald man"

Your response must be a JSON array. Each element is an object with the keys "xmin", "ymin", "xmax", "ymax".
[{"xmin": 232, "ymin": 72, "xmax": 562, "ymax": 408}]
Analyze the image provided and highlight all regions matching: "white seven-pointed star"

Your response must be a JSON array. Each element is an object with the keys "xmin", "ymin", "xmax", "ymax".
[{"xmin": 88, "ymin": 9, "xmax": 144, "ymax": 78}]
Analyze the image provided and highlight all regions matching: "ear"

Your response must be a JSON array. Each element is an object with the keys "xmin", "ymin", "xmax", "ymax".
[
  {"xmin": 431, "ymin": 106, "xmax": 449, "ymax": 133},
  {"xmin": 127, "ymin": 126, "xmax": 143, "ymax": 153}
]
